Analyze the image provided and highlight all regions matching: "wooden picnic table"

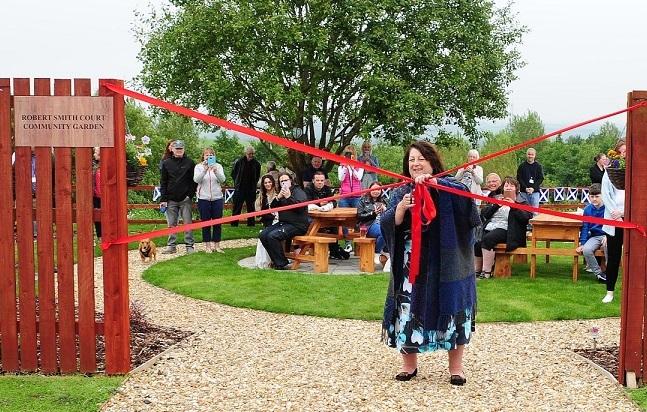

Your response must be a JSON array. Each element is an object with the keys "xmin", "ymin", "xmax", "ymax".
[
  {"xmin": 288, "ymin": 207, "xmax": 375, "ymax": 273},
  {"xmin": 529, "ymin": 212, "xmax": 582, "ymax": 281},
  {"xmin": 305, "ymin": 207, "xmax": 358, "ymax": 239}
]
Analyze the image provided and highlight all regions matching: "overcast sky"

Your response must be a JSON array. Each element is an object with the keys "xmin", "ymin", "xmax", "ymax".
[{"xmin": 2, "ymin": 0, "xmax": 645, "ymax": 131}]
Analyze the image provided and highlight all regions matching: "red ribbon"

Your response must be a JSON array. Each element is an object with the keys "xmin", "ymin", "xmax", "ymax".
[
  {"xmin": 435, "ymin": 100, "xmax": 647, "ymax": 179},
  {"xmin": 99, "ymin": 84, "xmax": 647, "ymax": 270},
  {"xmin": 101, "ymin": 181, "xmax": 406, "ymax": 249},
  {"xmin": 409, "ymin": 182, "xmax": 437, "ymax": 283},
  {"xmin": 434, "ymin": 182, "xmax": 647, "ymax": 237}
]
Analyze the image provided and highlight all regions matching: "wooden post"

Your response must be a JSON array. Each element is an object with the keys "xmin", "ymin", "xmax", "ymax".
[
  {"xmin": 619, "ymin": 91, "xmax": 647, "ymax": 386},
  {"xmin": 34, "ymin": 78, "xmax": 58, "ymax": 373},
  {"xmin": 74, "ymin": 79, "xmax": 97, "ymax": 373},
  {"xmin": 0, "ymin": 79, "xmax": 19, "ymax": 372},
  {"xmin": 53, "ymin": 79, "xmax": 77, "ymax": 373},
  {"xmin": 99, "ymin": 79, "xmax": 130, "ymax": 374},
  {"xmin": 12, "ymin": 78, "xmax": 38, "ymax": 372}
]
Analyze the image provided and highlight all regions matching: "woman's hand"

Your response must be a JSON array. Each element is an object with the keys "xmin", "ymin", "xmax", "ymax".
[
  {"xmin": 397, "ymin": 193, "xmax": 415, "ymax": 211},
  {"xmin": 610, "ymin": 209, "xmax": 624, "ymax": 220},
  {"xmin": 413, "ymin": 174, "xmax": 436, "ymax": 185},
  {"xmin": 395, "ymin": 193, "xmax": 414, "ymax": 225}
]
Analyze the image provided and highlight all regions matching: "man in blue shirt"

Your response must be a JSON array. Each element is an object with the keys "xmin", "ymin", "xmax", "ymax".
[{"xmin": 575, "ymin": 184, "xmax": 607, "ymax": 282}]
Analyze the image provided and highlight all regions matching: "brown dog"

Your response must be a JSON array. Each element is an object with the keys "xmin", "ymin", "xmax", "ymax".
[{"xmin": 138, "ymin": 238, "xmax": 157, "ymax": 263}]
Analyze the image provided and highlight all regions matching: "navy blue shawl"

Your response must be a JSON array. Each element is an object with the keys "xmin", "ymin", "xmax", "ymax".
[{"xmin": 381, "ymin": 178, "xmax": 480, "ymax": 334}]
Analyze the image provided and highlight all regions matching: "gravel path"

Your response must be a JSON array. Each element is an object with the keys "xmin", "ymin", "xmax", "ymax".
[{"xmin": 101, "ymin": 240, "xmax": 638, "ymax": 412}]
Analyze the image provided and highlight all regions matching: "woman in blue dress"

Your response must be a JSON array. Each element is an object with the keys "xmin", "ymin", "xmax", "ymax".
[{"xmin": 381, "ymin": 141, "xmax": 479, "ymax": 385}]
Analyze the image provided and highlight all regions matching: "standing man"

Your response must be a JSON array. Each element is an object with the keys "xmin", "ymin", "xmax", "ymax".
[
  {"xmin": 301, "ymin": 155, "xmax": 329, "ymax": 188},
  {"xmin": 231, "ymin": 146, "xmax": 261, "ymax": 226},
  {"xmin": 160, "ymin": 140, "xmax": 197, "ymax": 254},
  {"xmin": 516, "ymin": 147, "xmax": 544, "ymax": 210}
]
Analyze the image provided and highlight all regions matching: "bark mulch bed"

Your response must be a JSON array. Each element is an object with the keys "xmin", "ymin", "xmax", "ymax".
[
  {"xmin": 574, "ymin": 346, "xmax": 619, "ymax": 378},
  {"xmin": 0, "ymin": 301, "xmax": 192, "ymax": 374}
]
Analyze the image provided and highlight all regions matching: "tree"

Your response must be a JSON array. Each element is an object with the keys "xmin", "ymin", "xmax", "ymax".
[
  {"xmin": 505, "ymin": 111, "xmax": 545, "ymax": 164},
  {"xmin": 137, "ymin": 0, "xmax": 525, "ymax": 177},
  {"xmin": 125, "ymin": 101, "xmax": 202, "ymax": 186}
]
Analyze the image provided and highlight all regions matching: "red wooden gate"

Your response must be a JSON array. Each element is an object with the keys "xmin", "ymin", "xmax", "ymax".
[{"xmin": 0, "ymin": 78, "xmax": 130, "ymax": 374}]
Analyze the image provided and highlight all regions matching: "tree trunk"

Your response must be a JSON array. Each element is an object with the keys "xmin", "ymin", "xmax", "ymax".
[{"xmin": 286, "ymin": 148, "xmax": 310, "ymax": 186}]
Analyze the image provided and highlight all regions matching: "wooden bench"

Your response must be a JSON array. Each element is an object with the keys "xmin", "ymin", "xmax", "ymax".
[
  {"xmin": 287, "ymin": 235, "xmax": 337, "ymax": 273},
  {"xmin": 494, "ymin": 244, "xmax": 606, "ymax": 282},
  {"xmin": 350, "ymin": 237, "xmax": 376, "ymax": 273}
]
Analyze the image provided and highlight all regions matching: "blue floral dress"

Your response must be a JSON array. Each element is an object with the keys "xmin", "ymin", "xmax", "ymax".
[{"xmin": 384, "ymin": 232, "xmax": 473, "ymax": 353}]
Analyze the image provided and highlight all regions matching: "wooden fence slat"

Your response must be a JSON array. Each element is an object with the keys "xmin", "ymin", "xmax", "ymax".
[
  {"xmin": 13, "ymin": 78, "xmax": 38, "ymax": 372},
  {"xmin": 74, "ymin": 78, "xmax": 97, "ymax": 373},
  {"xmin": 99, "ymin": 79, "xmax": 130, "ymax": 374},
  {"xmin": 34, "ymin": 78, "xmax": 57, "ymax": 373},
  {"xmin": 0, "ymin": 79, "xmax": 19, "ymax": 372},
  {"xmin": 53, "ymin": 79, "xmax": 77, "ymax": 373}
]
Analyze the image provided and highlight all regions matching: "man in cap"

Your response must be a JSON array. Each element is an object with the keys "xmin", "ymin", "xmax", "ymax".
[{"xmin": 159, "ymin": 140, "xmax": 197, "ymax": 254}]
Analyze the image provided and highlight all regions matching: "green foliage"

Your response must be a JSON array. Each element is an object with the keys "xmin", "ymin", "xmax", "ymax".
[
  {"xmin": 137, "ymin": 0, "xmax": 525, "ymax": 174},
  {"xmin": 0, "ymin": 375, "xmax": 123, "ymax": 412},
  {"xmin": 124, "ymin": 101, "xmax": 202, "ymax": 185},
  {"xmin": 372, "ymin": 143, "xmax": 405, "ymax": 183},
  {"xmin": 203, "ymin": 130, "xmax": 246, "ymax": 186},
  {"xmin": 143, "ymin": 245, "xmax": 620, "ymax": 322}
]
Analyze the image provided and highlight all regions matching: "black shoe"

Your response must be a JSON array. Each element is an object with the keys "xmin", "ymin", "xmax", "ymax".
[
  {"xmin": 274, "ymin": 264, "xmax": 290, "ymax": 271},
  {"xmin": 597, "ymin": 272, "xmax": 607, "ymax": 283},
  {"xmin": 340, "ymin": 250, "xmax": 350, "ymax": 260},
  {"xmin": 450, "ymin": 374, "xmax": 467, "ymax": 386},
  {"xmin": 395, "ymin": 368, "xmax": 417, "ymax": 381},
  {"xmin": 329, "ymin": 253, "xmax": 343, "ymax": 260}
]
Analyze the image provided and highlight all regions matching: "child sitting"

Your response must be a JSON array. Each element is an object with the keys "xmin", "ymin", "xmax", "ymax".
[{"xmin": 575, "ymin": 184, "xmax": 607, "ymax": 282}]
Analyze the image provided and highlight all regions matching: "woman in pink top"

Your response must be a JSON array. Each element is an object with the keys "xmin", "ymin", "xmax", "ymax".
[{"xmin": 337, "ymin": 145, "xmax": 364, "ymax": 251}]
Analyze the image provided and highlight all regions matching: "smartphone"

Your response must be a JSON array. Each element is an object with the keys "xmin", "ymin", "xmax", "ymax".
[
  {"xmin": 281, "ymin": 181, "xmax": 290, "ymax": 189},
  {"xmin": 207, "ymin": 155, "xmax": 216, "ymax": 166}
]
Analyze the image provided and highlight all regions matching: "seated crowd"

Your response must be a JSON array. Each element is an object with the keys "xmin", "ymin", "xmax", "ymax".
[{"xmin": 162, "ymin": 138, "xmax": 624, "ymax": 305}]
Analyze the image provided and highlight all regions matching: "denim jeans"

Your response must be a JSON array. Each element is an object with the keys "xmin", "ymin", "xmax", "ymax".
[
  {"xmin": 166, "ymin": 196, "xmax": 194, "ymax": 248},
  {"xmin": 337, "ymin": 196, "xmax": 360, "ymax": 241},
  {"xmin": 581, "ymin": 235, "xmax": 607, "ymax": 276},
  {"xmin": 520, "ymin": 191, "xmax": 540, "ymax": 211},
  {"xmin": 197, "ymin": 198, "xmax": 224, "ymax": 242},
  {"xmin": 366, "ymin": 222, "xmax": 386, "ymax": 253}
]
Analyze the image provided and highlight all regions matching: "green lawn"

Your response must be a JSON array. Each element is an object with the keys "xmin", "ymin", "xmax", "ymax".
[
  {"xmin": 0, "ymin": 375, "xmax": 123, "ymax": 412},
  {"xmin": 628, "ymin": 388, "xmax": 647, "ymax": 411},
  {"xmin": 143, "ymin": 245, "xmax": 621, "ymax": 322}
]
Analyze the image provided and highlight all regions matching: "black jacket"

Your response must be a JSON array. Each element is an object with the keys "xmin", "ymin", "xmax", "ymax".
[
  {"xmin": 304, "ymin": 185, "xmax": 334, "ymax": 205},
  {"xmin": 516, "ymin": 161, "xmax": 544, "ymax": 192},
  {"xmin": 356, "ymin": 193, "xmax": 388, "ymax": 227},
  {"xmin": 480, "ymin": 195, "xmax": 532, "ymax": 251},
  {"xmin": 270, "ymin": 186, "xmax": 309, "ymax": 231},
  {"xmin": 160, "ymin": 155, "xmax": 197, "ymax": 202},
  {"xmin": 589, "ymin": 164, "xmax": 604, "ymax": 184},
  {"xmin": 232, "ymin": 156, "xmax": 261, "ymax": 193}
]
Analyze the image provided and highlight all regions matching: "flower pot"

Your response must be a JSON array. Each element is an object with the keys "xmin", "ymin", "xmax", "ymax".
[
  {"xmin": 126, "ymin": 163, "xmax": 148, "ymax": 186},
  {"xmin": 606, "ymin": 167, "xmax": 625, "ymax": 190}
]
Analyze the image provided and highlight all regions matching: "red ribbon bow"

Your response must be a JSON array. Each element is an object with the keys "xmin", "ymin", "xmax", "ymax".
[{"xmin": 409, "ymin": 182, "xmax": 437, "ymax": 284}]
